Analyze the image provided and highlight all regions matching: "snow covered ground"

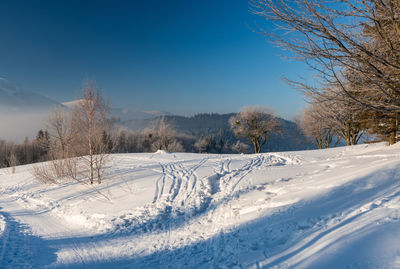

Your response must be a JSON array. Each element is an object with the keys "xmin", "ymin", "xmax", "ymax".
[{"xmin": 1, "ymin": 143, "xmax": 400, "ymax": 268}]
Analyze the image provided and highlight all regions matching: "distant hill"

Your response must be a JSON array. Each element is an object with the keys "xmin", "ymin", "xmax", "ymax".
[
  {"xmin": 0, "ymin": 78, "xmax": 63, "ymax": 142},
  {"xmin": 0, "ymin": 78, "xmax": 60, "ymax": 112},
  {"xmin": 120, "ymin": 113, "xmax": 315, "ymax": 152}
]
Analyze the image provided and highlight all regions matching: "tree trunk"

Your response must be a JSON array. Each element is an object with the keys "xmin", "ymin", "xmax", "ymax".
[
  {"xmin": 389, "ymin": 116, "xmax": 397, "ymax": 145},
  {"xmin": 252, "ymin": 140, "xmax": 261, "ymax": 153},
  {"xmin": 345, "ymin": 137, "xmax": 351, "ymax": 146},
  {"xmin": 314, "ymin": 137, "xmax": 322, "ymax": 149},
  {"xmin": 89, "ymin": 112, "xmax": 94, "ymax": 184},
  {"xmin": 97, "ymin": 165, "xmax": 101, "ymax": 184},
  {"xmin": 351, "ymin": 133, "xmax": 360, "ymax": 145}
]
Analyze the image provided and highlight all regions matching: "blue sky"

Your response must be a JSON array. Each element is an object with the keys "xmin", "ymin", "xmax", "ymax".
[{"xmin": 0, "ymin": 0, "xmax": 308, "ymax": 119}]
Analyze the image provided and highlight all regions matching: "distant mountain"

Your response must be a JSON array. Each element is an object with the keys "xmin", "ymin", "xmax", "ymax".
[
  {"xmin": 0, "ymin": 78, "xmax": 60, "ymax": 112},
  {"xmin": 120, "ymin": 113, "xmax": 315, "ymax": 152},
  {"xmin": 0, "ymin": 78, "xmax": 65, "ymax": 142}
]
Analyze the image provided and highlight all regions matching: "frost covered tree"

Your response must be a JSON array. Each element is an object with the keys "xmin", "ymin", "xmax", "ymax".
[
  {"xmin": 232, "ymin": 141, "xmax": 250, "ymax": 154},
  {"xmin": 33, "ymin": 106, "xmax": 79, "ymax": 183},
  {"xmin": 300, "ymin": 104, "xmax": 338, "ymax": 149},
  {"xmin": 71, "ymin": 82, "xmax": 112, "ymax": 184},
  {"xmin": 46, "ymin": 107, "xmax": 72, "ymax": 159},
  {"xmin": 229, "ymin": 106, "xmax": 281, "ymax": 153},
  {"xmin": 7, "ymin": 149, "xmax": 18, "ymax": 173},
  {"xmin": 194, "ymin": 135, "xmax": 216, "ymax": 153},
  {"xmin": 150, "ymin": 116, "xmax": 183, "ymax": 152},
  {"xmin": 329, "ymin": 102, "xmax": 364, "ymax": 146},
  {"xmin": 307, "ymin": 88, "xmax": 365, "ymax": 146},
  {"xmin": 146, "ymin": 117, "xmax": 184, "ymax": 152}
]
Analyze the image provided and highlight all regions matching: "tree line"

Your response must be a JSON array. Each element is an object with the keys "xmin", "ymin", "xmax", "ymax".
[
  {"xmin": 0, "ymin": 99, "xmax": 290, "ymax": 178},
  {"xmin": 0, "ymin": 106, "xmax": 277, "ymax": 168},
  {"xmin": 3, "ymin": 81, "xmax": 396, "ymax": 185},
  {"xmin": 3, "ymin": 95, "xmax": 395, "ymax": 179}
]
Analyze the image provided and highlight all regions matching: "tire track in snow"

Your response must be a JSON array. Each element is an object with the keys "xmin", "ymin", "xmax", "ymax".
[
  {"xmin": 189, "ymin": 154, "xmax": 291, "ymax": 265},
  {"xmin": 113, "ymin": 154, "xmax": 291, "ymax": 237},
  {"xmin": 229, "ymin": 156, "xmax": 264, "ymax": 192},
  {"xmin": 112, "ymin": 158, "xmax": 215, "ymax": 235},
  {"xmin": 176, "ymin": 158, "xmax": 208, "ymax": 205},
  {"xmin": 206, "ymin": 155, "xmax": 264, "ymax": 197},
  {"xmin": 168, "ymin": 164, "xmax": 181, "ymax": 202},
  {"xmin": 202, "ymin": 154, "xmax": 293, "ymax": 237},
  {"xmin": 153, "ymin": 158, "xmax": 209, "ymax": 208},
  {"xmin": 153, "ymin": 163, "xmax": 167, "ymax": 203},
  {"xmin": 224, "ymin": 153, "xmax": 294, "ymax": 194}
]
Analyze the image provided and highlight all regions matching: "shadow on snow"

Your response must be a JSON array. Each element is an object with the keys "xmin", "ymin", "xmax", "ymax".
[{"xmin": 0, "ymin": 209, "xmax": 58, "ymax": 269}]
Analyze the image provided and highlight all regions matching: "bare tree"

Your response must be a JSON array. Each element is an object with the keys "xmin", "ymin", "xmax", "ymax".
[
  {"xmin": 194, "ymin": 135, "xmax": 216, "ymax": 153},
  {"xmin": 150, "ymin": 116, "xmax": 183, "ymax": 152},
  {"xmin": 232, "ymin": 141, "xmax": 250, "ymax": 154},
  {"xmin": 46, "ymin": 106, "xmax": 72, "ymax": 159},
  {"xmin": 327, "ymin": 102, "xmax": 364, "ymax": 146},
  {"xmin": 167, "ymin": 140, "xmax": 185, "ymax": 152},
  {"xmin": 308, "ymin": 88, "xmax": 365, "ymax": 146},
  {"xmin": 7, "ymin": 149, "xmax": 18, "ymax": 173},
  {"xmin": 300, "ymin": 104, "xmax": 338, "ymax": 149},
  {"xmin": 230, "ymin": 106, "xmax": 281, "ymax": 153},
  {"xmin": 251, "ymin": 0, "xmax": 400, "ymax": 113},
  {"xmin": 34, "ymin": 107, "xmax": 78, "ymax": 184},
  {"xmin": 71, "ymin": 81, "xmax": 112, "ymax": 184},
  {"xmin": 32, "ymin": 157, "xmax": 79, "ymax": 184}
]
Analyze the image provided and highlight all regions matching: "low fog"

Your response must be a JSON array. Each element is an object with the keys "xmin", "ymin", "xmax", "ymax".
[{"xmin": 0, "ymin": 110, "xmax": 48, "ymax": 142}]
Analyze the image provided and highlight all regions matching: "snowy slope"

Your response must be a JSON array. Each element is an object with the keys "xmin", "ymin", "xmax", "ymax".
[{"xmin": 0, "ymin": 143, "xmax": 400, "ymax": 268}]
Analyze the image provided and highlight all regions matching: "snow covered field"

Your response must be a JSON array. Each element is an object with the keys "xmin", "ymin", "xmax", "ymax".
[{"xmin": 1, "ymin": 143, "xmax": 400, "ymax": 268}]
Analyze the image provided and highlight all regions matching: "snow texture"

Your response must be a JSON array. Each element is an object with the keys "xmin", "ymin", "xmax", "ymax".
[{"xmin": 1, "ymin": 143, "xmax": 400, "ymax": 268}]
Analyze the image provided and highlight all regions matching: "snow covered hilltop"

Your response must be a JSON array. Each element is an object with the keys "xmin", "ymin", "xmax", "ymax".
[{"xmin": 0, "ymin": 143, "xmax": 400, "ymax": 268}]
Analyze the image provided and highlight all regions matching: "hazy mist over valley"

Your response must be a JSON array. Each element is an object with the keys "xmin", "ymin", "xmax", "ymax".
[{"xmin": 0, "ymin": 78, "xmax": 311, "ymax": 153}]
